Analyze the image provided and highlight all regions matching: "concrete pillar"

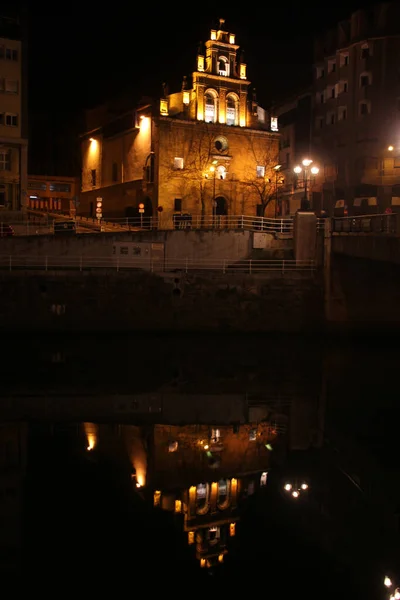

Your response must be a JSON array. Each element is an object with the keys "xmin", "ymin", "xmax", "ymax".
[{"xmin": 293, "ymin": 211, "xmax": 317, "ymax": 263}]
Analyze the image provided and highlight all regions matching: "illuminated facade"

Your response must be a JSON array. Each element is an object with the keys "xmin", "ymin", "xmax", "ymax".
[
  {"xmin": 80, "ymin": 20, "xmax": 280, "ymax": 224},
  {"xmin": 0, "ymin": 16, "xmax": 28, "ymax": 212}
]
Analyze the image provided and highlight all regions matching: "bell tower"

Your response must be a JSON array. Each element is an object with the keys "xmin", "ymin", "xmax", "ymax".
[{"xmin": 193, "ymin": 19, "xmax": 250, "ymax": 126}]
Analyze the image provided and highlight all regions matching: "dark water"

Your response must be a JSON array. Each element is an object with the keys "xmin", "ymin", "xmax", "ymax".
[{"xmin": 1, "ymin": 332, "xmax": 400, "ymax": 597}]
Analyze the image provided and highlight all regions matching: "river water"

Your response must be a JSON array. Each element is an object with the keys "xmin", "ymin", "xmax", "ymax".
[{"xmin": 1, "ymin": 332, "xmax": 399, "ymax": 597}]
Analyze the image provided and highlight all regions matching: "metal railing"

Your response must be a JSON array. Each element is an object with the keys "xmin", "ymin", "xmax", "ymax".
[
  {"xmin": 0, "ymin": 255, "xmax": 316, "ymax": 273},
  {"xmin": 332, "ymin": 213, "xmax": 397, "ymax": 235}
]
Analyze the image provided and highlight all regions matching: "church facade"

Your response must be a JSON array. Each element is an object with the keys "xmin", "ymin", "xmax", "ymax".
[{"xmin": 80, "ymin": 20, "xmax": 280, "ymax": 224}]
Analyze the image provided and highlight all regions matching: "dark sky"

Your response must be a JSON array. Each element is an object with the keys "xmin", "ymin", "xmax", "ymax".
[{"xmin": 26, "ymin": 1, "xmax": 371, "ymax": 174}]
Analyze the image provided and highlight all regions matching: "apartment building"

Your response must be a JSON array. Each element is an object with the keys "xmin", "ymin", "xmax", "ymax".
[
  {"xmin": 0, "ymin": 14, "xmax": 27, "ymax": 212},
  {"xmin": 312, "ymin": 1, "xmax": 400, "ymax": 214}
]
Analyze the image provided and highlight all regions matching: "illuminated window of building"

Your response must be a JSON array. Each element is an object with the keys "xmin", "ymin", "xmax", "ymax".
[
  {"xmin": 260, "ymin": 472, "xmax": 268, "ymax": 486},
  {"xmin": 229, "ymin": 34, "xmax": 235, "ymax": 44},
  {"xmin": 173, "ymin": 157, "xmax": 184, "ymax": 170},
  {"xmin": 340, "ymin": 52, "xmax": 349, "ymax": 67},
  {"xmin": 188, "ymin": 531, "xmax": 195, "ymax": 544},
  {"xmin": 210, "ymin": 29, "xmax": 217, "ymax": 40},
  {"xmin": 240, "ymin": 63, "xmax": 246, "ymax": 79},
  {"xmin": 226, "ymin": 94, "xmax": 239, "ymax": 126},
  {"xmin": 229, "ymin": 522, "xmax": 236, "ymax": 536},
  {"xmin": 270, "ymin": 116, "xmax": 278, "ymax": 131},
  {"xmin": 249, "ymin": 428, "xmax": 257, "ymax": 441},
  {"xmin": 217, "ymin": 165, "xmax": 226, "ymax": 180},
  {"xmin": 205, "ymin": 91, "xmax": 217, "ymax": 123},
  {"xmin": 256, "ymin": 166, "xmax": 265, "ymax": 178},
  {"xmin": 218, "ymin": 56, "xmax": 229, "ymax": 77},
  {"xmin": 174, "ymin": 499, "xmax": 182, "ymax": 513},
  {"xmin": 183, "ymin": 91, "xmax": 190, "ymax": 105},
  {"xmin": 208, "ymin": 526, "xmax": 220, "ymax": 544},
  {"xmin": 211, "ymin": 428, "xmax": 220, "ymax": 442},
  {"xmin": 168, "ymin": 440, "xmax": 178, "ymax": 452},
  {"xmin": 153, "ymin": 490, "xmax": 161, "ymax": 506}
]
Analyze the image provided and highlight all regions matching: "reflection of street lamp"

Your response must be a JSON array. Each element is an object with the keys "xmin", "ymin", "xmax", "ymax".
[
  {"xmin": 283, "ymin": 480, "xmax": 309, "ymax": 499},
  {"xmin": 293, "ymin": 158, "xmax": 319, "ymax": 211}
]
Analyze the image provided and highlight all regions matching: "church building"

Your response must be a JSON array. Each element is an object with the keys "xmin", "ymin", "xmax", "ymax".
[{"xmin": 80, "ymin": 19, "xmax": 280, "ymax": 224}]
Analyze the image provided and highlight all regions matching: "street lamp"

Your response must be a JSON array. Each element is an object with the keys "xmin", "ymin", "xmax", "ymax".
[
  {"xmin": 293, "ymin": 158, "xmax": 319, "ymax": 211},
  {"xmin": 273, "ymin": 164, "xmax": 282, "ymax": 218},
  {"xmin": 283, "ymin": 480, "xmax": 309, "ymax": 499}
]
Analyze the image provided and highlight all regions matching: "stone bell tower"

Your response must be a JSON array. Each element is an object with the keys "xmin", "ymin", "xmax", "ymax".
[{"xmin": 194, "ymin": 19, "xmax": 250, "ymax": 127}]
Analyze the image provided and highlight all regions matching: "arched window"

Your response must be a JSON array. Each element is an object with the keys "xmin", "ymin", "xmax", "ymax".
[
  {"xmin": 218, "ymin": 56, "xmax": 229, "ymax": 77},
  {"xmin": 196, "ymin": 483, "xmax": 210, "ymax": 515},
  {"xmin": 204, "ymin": 90, "xmax": 217, "ymax": 123},
  {"xmin": 217, "ymin": 479, "xmax": 230, "ymax": 509},
  {"xmin": 217, "ymin": 165, "xmax": 226, "ymax": 180},
  {"xmin": 226, "ymin": 94, "xmax": 239, "ymax": 126}
]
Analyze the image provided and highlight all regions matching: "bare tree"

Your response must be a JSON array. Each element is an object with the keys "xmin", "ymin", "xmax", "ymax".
[
  {"xmin": 159, "ymin": 122, "xmax": 215, "ymax": 215},
  {"xmin": 242, "ymin": 136, "xmax": 280, "ymax": 215}
]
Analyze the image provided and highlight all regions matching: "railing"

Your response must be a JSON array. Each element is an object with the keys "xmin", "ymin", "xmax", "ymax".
[
  {"xmin": 5, "ymin": 212, "xmax": 327, "ymax": 236},
  {"xmin": 0, "ymin": 255, "xmax": 316, "ymax": 273},
  {"xmin": 332, "ymin": 213, "xmax": 397, "ymax": 235}
]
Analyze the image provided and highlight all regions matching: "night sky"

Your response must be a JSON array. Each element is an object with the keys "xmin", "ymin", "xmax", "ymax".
[{"xmin": 26, "ymin": 1, "xmax": 373, "ymax": 175}]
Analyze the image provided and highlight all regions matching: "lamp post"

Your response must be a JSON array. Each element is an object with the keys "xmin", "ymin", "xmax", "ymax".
[
  {"xmin": 293, "ymin": 158, "xmax": 319, "ymax": 211},
  {"xmin": 273, "ymin": 164, "xmax": 282, "ymax": 218}
]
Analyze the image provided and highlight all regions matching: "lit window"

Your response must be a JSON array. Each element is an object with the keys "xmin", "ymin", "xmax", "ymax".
[
  {"xmin": 188, "ymin": 531, "xmax": 195, "ymax": 544},
  {"xmin": 226, "ymin": 94, "xmax": 238, "ymax": 126},
  {"xmin": 208, "ymin": 526, "xmax": 220, "ymax": 544},
  {"xmin": 173, "ymin": 157, "xmax": 184, "ymax": 170},
  {"xmin": 160, "ymin": 99, "xmax": 168, "ymax": 115},
  {"xmin": 205, "ymin": 92, "xmax": 216, "ymax": 123},
  {"xmin": 260, "ymin": 472, "xmax": 268, "ymax": 486},
  {"xmin": 229, "ymin": 522, "xmax": 236, "ymax": 536},
  {"xmin": 256, "ymin": 166, "xmax": 265, "ymax": 178},
  {"xmin": 359, "ymin": 101, "xmax": 370, "ymax": 116},
  {"xmin": 270, "ymin": 116, "xmax": 278, "ymax": 131},
  {"xmin": 211, "ymin": 428, "xmax": 220, "ymax": 442},
  {"xmin": 210, "ymin": 30, "xmax": 217, "ymax": 40},
  {"xmin": 174, "ymin": 499, "xmax": 182, "ymax": 513}
]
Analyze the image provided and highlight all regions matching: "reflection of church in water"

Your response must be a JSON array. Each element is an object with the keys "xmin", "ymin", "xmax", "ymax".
[{"xmin": 85, "ymin": 419, "xmax": 278, "ymax": 568}]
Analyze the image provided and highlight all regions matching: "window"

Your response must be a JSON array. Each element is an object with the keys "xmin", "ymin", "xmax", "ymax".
[
  {"xmin": 4, "ymin": 47, "xmax": 18, "ymax": 61},
  {"xmin": 338, "ymin": 80, "xmax": 348, "ymax": 94},
  {"xmin": 256, "ymin": 165, "xmax": 265, "ymax": 178},
  {"xmin": 316, "ymin": 66, "xmax": 324, "ymax": 79},
  {"xmin": 49, "ymin": 182, "xmax": 71, "ymax": 192},
  {"xmin": 361, "ymin": 44, "xmax": 370, "ymax": 59},
  {"xmin": 338, "ymin": 106, "xmax": 347, "ymax": 121},
  {"xmin": 217, "ymin": 165, "xmax": 226, "ymax": 180},
  {"xmin": 5, "ymin": 80, "xmax": 18, "ymax": 93},
  {"xmin": 316, "ymin": 116, "xmax": 324, "ymax": 129},
  {"xmin": 328, "ymin": 59, "xmax": 336, "ymax": 73},
  {"xmin": 91, "ymin": 169, "xmax": 97, "ymax": 186},
  {"xmin": 174, "ymin": 198, "xmax": 182, "ymax": 212},
  {"xmin": 360, "ymin": 73, "xmax": 371, "ymax": 87},
  {"xmin": 359, "ymin": 101, "xmax": 370, "ymax": 116},
  {"xmin": 249, "ymin": 428, "xmax": 257, "ymax": 441},
  {"xmin": 330, "ymin": 86, "xmax": 336, "ymax": 99},
  {"xmin": 226, "ymin": 94, "xmax": 238, "ymax": 126},
  {"xmin": 0, "ymin": 184, "xmax": 5, "ymax": 206},
  {"xmin": 112, "ymin": 162, "xmax": 118, "ymax": 182},
  {"xmin": 205, "ymin": 92, "xmax": 217, "ymax": 123},
  {"xmin": 0, "ymin": 151, "xmax": 10, "ymax": 171},
  {"xmin": 208, "ymin": 526, "xmax": 220, "ymax": 544},
  {"xmin": 327, "ymin": 112, "xmax": 335, "ymax": 125},
  {"xmin": 5, "ymin": 113, "xmax": 17, "ymax": 126},
  {"xmin": 319, "ymin": 92, "xmax": 325, "ymax": 104},
  {"xmin": 173, "ymin": 157, "xmax": 184, "ymax": 169},
  {"xmin": 340, "ymin": 53, "xmax": 349, "ymax": 67},
  {"xmin": 28, "ymin": 181, "xmax": 46, "ymax": 190},
  {"xmin": 214, "ymin": 135, "xmax": 228, "ymax": 152},
  {"xmin": 218, "ymin": 56, "xmax": 229, "ymax": 77}
]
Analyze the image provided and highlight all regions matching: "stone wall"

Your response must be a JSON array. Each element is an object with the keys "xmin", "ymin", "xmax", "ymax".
[
  {"xmin": 332, "ymin": 234, "xmax": 400, "ymax": 264},
  {"xmin": 0, "ymin": 269, "xmax": 323, "ymax": 333}
]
